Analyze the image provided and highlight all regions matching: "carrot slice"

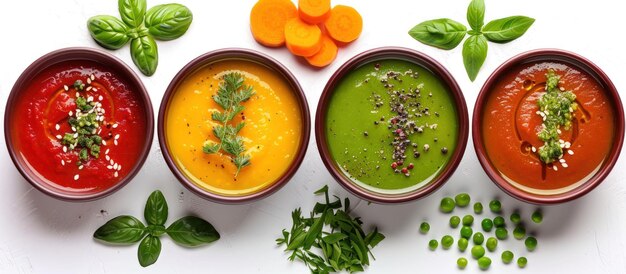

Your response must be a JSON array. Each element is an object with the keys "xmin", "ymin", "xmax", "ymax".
[
  {"xmin": 284, "ymin": 17, "xmax": 323, "ymax": 57},
  {"xmin": 324, "ymin": 5, "xmax": 363, "ymax": 44},
  {"xmin": 305, "ymin": 34, "xmax": 338, "ymax": 67},
  {"xmin": 298, "ymin": 0, "xmax": 331, "ymax": 24},
  {"xmin": 250, "ymin": 0, "xmax": 297, "ymax": 47}
]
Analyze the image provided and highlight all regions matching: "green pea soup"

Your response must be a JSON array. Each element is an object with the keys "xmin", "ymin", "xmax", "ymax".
[{"xmin": 325, "ymin": 59, "xmax": 459, "ymax": 193}]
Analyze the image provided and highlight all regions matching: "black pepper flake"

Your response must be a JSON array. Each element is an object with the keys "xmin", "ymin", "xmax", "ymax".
[{"xmin": 441, "ymin": 147, "xmax": 449, "ymax": 154}]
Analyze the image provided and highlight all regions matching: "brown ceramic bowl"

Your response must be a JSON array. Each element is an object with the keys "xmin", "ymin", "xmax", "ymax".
[
  {"xmin": 158, "ymin": 48, "xmax": 310, "ymax": 204},
  {"xmin": 316, "ymin": 47, "xmax": 469, "ymax": 204},
  {"xmin": 4, "ymin": 47, "xmax": 154, "ymax": 201},
  {"xmin": 473, "ymin": 49, "xmax": 625, "ymax": 204}
]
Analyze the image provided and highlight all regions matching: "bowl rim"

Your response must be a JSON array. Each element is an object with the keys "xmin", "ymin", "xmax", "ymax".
[
  {"xmin": 157, "ymin": 48, "xmax": 311, "ymax": 204},
  {"xmin": 315, "ymin": 46, "xmax": 469, "ymax": 204},
  {"xmin": 4, "ymin": 47, "xmax": 154, "ymax": 202},
  {"xmin": 472, "ymin": 48, "xmax": 625, "ymax": 204}
]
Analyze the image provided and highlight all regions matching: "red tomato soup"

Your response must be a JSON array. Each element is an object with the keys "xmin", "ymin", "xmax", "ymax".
[
  {"xmin": 482, "ymin": 62, "xmax": 616, "ymax": 194},
  {"xmin": 11, "ymin": 60, "xmax": 148, "ymax": 193}
]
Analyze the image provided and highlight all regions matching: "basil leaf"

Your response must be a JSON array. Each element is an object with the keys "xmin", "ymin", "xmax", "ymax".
[
  {"xmin": 144, "ymin": 190, "xmax": 168, "ymax": 226},
  {"xmin": 462, "ymin": 34, "xmax": 488, "ymax": 81},
  {"xmin": 87, "ymin": 15, "xmax": 130, "ymax": 50},
  {"xmin": 483, "ymin": 16, "xmax": 535, "ymax": 43},
  {"xmin": 138, "ymin": 235, "xmax": 161, "ymax": 267},
  {"xmin": 94, "ymin": 216, "xmax": 146, "ymax": 244},
  {"xmin": 467, "ymin": 0, "xmax": 485, "ymax": 31},
  {"xmin": 145, "ymin": 4, "xmax": 193, "ymax": 41},
  {"xmin": 118, "ymin": 0, "xmax": 146, "ymax": 28},
  {"xmin": 166, "ymin": 216, "xmax": 220, "ymax": 247},
  {"xmin": 130, "ymin": 36, "xmax": 158, "ymax": 76},
  {"xmin": 408, "ymin": 19, "xmax": 467, "ymax": 50}
]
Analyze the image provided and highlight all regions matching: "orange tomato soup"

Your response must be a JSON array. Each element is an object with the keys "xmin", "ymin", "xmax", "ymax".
[
  {"xmin": 482, "ymin": 62, "xmax": 616, "ymax": 194},
  {"xmin": 165, "ymin": 60, "xmax": 303, "ymax": 196}
]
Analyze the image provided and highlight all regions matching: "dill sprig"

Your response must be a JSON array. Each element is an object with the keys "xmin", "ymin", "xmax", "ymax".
[{"xmin": 202, "ymin": 72, "xmax": 255, "ymax": 176}]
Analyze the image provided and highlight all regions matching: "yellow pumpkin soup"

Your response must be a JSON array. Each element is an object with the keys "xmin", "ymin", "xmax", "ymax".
[{"xmin": 165, "ymin": 60, "xmax": 303, "ymax": 196}]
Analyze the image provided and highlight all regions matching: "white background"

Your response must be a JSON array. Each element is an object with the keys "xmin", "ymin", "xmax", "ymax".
[{"xmin": 1, "ymin": 0, "xmax": 625, "ymax": 273}]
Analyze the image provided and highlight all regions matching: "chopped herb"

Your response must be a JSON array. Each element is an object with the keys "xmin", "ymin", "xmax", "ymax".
[
  {"xmin": 202, "ymin": 73, "xmax": 254, "ymax": 177},
  {"xmin": 276, "ymin": 185, "xmax": 385, "ymax": 273},
  {"xmin": 536, "ymin": 69, "xmax": 577, "ymax": 164}
]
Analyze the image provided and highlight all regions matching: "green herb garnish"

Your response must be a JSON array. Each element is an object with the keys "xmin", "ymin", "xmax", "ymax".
[
  {"xmin": 87, "ymin": 0, "xmax": 193, "ymax": 76},
  {"xmin": 536, "ymin": 69, "xmax": 577, "ymax": 164},
  {"xmin": 408, "ymin": 0, "xmax": 534, "ymax": 81},
  {"xmin": 94, "ymin": 190, "xmax": 220, "ymax": 267},
  {"xmin": 61, "ymin": 80, "xmax": 102, "ymax": 164},
  {"xmin": 202, "ymin": 72, "xmax": 255, "ymax": 177},
  {"xmin": 276, "ymin": 185, "xmax": 385, "ymax": 273}
]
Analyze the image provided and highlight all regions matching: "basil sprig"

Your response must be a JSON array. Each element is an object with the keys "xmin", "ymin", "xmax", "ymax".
[
  {"xmin": 94, "ymin": 190, "xmax": 220, "ymax": 267},
  {"xmin": 408, "ymin": 0, "xmax": 534, "ymax": 81},
  {"xmin": 87, "ymin": 0, "xmax": 193, "ymax": 76}
]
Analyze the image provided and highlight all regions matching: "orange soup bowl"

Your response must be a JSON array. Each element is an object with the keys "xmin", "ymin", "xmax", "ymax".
[
  {"xmin": 473, "ymin": 49, "xmax": 625, "ymax": 204},
  {"xmin": 4, "ymin": 48, "xmax": 154, "ymax": 201},
  {"xmin": 158, "ymin": 48, "xmax": 310, "ymax": 204}
]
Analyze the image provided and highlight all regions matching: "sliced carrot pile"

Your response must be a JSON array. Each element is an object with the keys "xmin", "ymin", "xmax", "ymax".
[
  {"xmin": 250, "ymin": 0, "xmax": 362, "ymax": 67},
  {"xmin": 250, "ymin": 0, "xmax": 297, "ymax": 47},
  {"xmin": 298, "ymin": 0, "xmax": 331, "ymax": 24},
  {"xmin": 324, "ymin": 5, "xmax": 362, "ymax": 44},
  {"xmin": 285, "ymin": 17, "xmax": 323, "ymax": 57},
  {"xmin": 305, "ymin": 34, "xmax": 338, "ymax": 67}
]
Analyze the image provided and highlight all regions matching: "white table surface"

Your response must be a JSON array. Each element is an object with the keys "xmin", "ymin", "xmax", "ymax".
[{"xmin": 1, "ymin": 0, "xmax": 625, "ymax": 273}]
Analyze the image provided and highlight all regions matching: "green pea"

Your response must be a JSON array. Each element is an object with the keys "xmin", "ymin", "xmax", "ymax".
[
  {"xmin": 495, "ymin": 227, "xmax": 508, "ymax": 240},
  {"xmin": 419, "ymin": 222, "xmax": 430, "ymax": 234},
  {"xmin": 460, "ymin": 226, "xmax": 473, "ymax": 239},
  {"xmin": 525, "ymin": 236, "xmax": 538, "ymax": 251},
  {"xmin": 478, "ymin": 257, "xmax": 492, "ymax": 270},
  {"xmin": 450, "ymin": 216, "xmax": 461, "ymax": 228},
  {"xmin": 493, "ymin": 216, "xmax": 505, "ymax": 228},
  {"xmin": 462, "ymin": 215, "xmax": 474, "ymax": 226},
  {"xmin": 517, "ymin": 257, "xmax": 528, "ymax": 268},
  {"xmin": 457, "ymin": 257, "xmax": 468, "ymax": 269},
  {"xmin": 455, "ymin": 193, "xmax": 471, "ymax": 207},
  {"xmin": 440, "ymin": 197, "xmax": 456, "ymax": 213},
  {"xmin": 471, "ymin": 245, "xmax": 485, "ymax": 259},
  {"xmin": 441, "ymin": 235, "xmax": 454, "ymax": 249},
  {"xmin": 473, "ymin": 232, "xmax": 485, "ymax": 245},
  {"xmin": 481, "ymin": 218, "xmax": 493, "ymax": 232},
  {"xmin": 474, "ymin": 202, "xmax": 483, "ymax": 214},
  {"xmin": 513, "ymin": 225, "xmax": 526, "ymax": 240},
  {"xmin": 486, "ymin": 237, "xmax": 498, "ymax": 252},
  {"xmin": 489, "ymin": 200, "xmax": 502, "ymax": 213},
  {"xmin": 510, "ymin": 212, "xmax": 521, "ymax": 224},
  {"xmin": 458, "ymin": 238, "xmax": 469, "ymax": 251},
  {"xmin": 501, "ymin": 250, "xmax": 514, "ymax": 264},
  {"xmin": 532, "ymin": 210, "xmax": 543, "ymax": 224},
  {"xmin": 428, "ymin": 239, "xmax": 438, "ymax": 250}
]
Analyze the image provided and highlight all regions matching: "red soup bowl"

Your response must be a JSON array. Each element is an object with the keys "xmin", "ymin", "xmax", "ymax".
[
  {"xmin": 473, "ymin": 49, "xmax": 624, "ymax": 204},
  {"xmin": 316, "ymin": 47, "xmax": 469, "ymax": 204},
  {"xmin": 5, "ymin": 47, "xmax": 154, "ymax": 201},
  {"xmin": 158, "ymin": 48, "xmax": 311, "ymax": 204}
]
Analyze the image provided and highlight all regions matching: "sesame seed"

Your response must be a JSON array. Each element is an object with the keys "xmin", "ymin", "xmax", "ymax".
[
  {"xmin": 72, "ymin": 127, "xmax": 76, "ymax": 132},
  {"xmin": 114, "ymin": 134, "xmax": 120, "ymax": 140},
  {"xmin": 74, "ymin": 174, "xmax": 79, "ymax": 180},
  {"xmin": 113, "ymin": 163, "xmax": 118, "ymax": 170},
  {"xmin": 112, "ymin": 123, "xmax": 119, "ymax": 128},
  {"xmin": 75, "ymin": 92, "xmax": 80, "ymax": 97},
  {"xmin": 61, "ymin": 160, "xmax": 65, "ymax": 166},
  {"xmin": 98, "ymin": 95, "xmax": 103, "ymax": 101},
  {"xmin": 559, "ymin": 87, "xmax": 565, "ymax": 91},
  {"xmin": 559, "ymin": 139, "xmax": 565, "ymax": 144},
  {"xmin": 562, "ymin": 163, "xmax": 569, "ymax": 168},
  {"xmin": 105, "ymin": 155, "xmax": 110, "ymax": 161},
  {"xmin": 553, "ymin": 165, "xmax": 558, "ymax": 171},
  {"xmin": 56, "ymin": 135, "xmax": 62, "ymax": 139},
  {"xmin": 107, "ymin": 165, "xmax": 113, "ymax": 169},
  {"xmin": 559, "ymin": 159, "xmax": 566, "ymax": 163},
  {"xmin": 69, "ymin": 111, "xmax": 73, "ymax": 116},
  {"xmin": 117, "ymin": 165, "xmax": 122, "ymax": 171},
  {"xmin": 63, "ymin": 85, "xmax": 69, "ymax": 91},
  {"xmin": 91, "ymin": 74, "xmax": 95, "ymax": 81},
  {"xmin": 92, "ymin": 88, "xmax": 98, "ymax": 92},
  {"xmin": 114, "ymin": 140, "xmax": 118, "ymax": 146},
  {"xmin": 63, "ymin": 146, "xmax": 67, "ymax": 152},
  {"xmin": 105, "ymin": 149, "xmax": 110, "ymax": 154},
  {"xmin": 110, "ymin": 159, "xmax": 114, "ymax": 165},
  {"xmin": 102, "ymin": 140, "xmax": 107, "ymax": 145},
  {"xmin": 55, "ymin": 124, "xmax": 60, "ymax": 130},
  {"xmin": 568, "ymin": 150, "xmax": 574, "ymax": 155},
  {"xmin": 531, "ymin": 146, "xmax": 537, "ymax": 152},
  {"xmin": 87, "ymin": 96, "xmax": 93, "ymax": 102},
  {"xmin": 73, "ymin": 133, "xmax": 78, "ymax": 138},
  {"xmin": 114, "ymin": 172, "xmax": 118, "ymax": 178},
  {"xmin": 87, "ymin": 78, "xmax": 92, "ymax": 84},
  {"xmin": 78, "ymin": 165, "xmax": 84, "ymax": 170}
]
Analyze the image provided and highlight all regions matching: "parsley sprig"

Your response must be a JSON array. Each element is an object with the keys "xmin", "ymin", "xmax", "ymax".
[
  {"xmin": 202, "ymin": 73, "xmax": 255, "ymax": 176},
  {"xmin": 276, "ymin": 186, "xmax": 385, "ymax": 273},
  {"xmin": 536, "ymin": 69, "xmax": 577, "ymax": 163}
]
